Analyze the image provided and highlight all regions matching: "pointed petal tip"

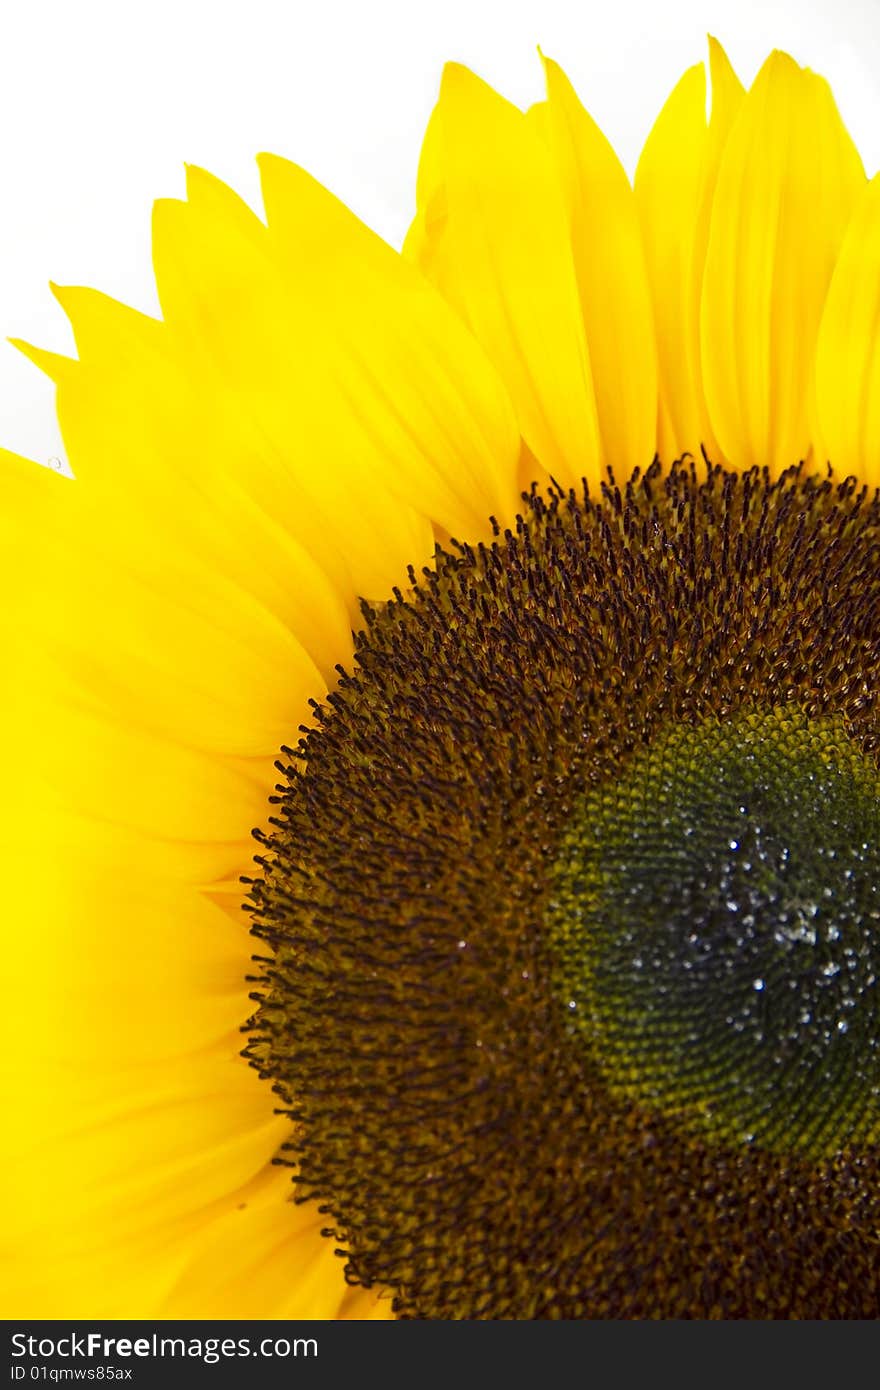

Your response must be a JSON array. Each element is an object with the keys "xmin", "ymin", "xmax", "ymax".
[
  {"xmin": 47, "ymin": 281, "xmax": 92, "ymax": 321},
  {"xmin": 439, "ymin": 59, "xmax": 524, "ymax": 123},
  {"xmin": 540, "ymin": 50, "xmax": 562, "ymax": 83},
  {"xmin": 257, "ymin": 154, "xmax": 330, "ymax": 224},
  {"xmin": 9, "ymin": 335, "xmax": 75, "ymax": 383},
  {"xmin": 47, "ymin": 281, "xmax": 100, "ymax": 318},
  {"xmin": 761, "ymin": 48, "xmax": 800, "ymax": 78},
  {"xmin": 256, "ymin": 150, "xmax": 297, "ymax": 176},
  {"xmin": 706, "ymin": 35, "xmax": 746, "ymax": 118},
  {"xmin": 183, "ymin": 163, "xmax": 250, "ymax": 213},
  {"xmin": 184, "ymin": 163, "xmax": 215, "ymax": 199},
  {"xmin": 440, "ymin": 60, "xmax": 483, "ymax": 98}
]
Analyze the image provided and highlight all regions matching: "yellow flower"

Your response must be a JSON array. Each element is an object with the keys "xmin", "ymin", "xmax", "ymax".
[{"xmin": 4, "ymin": 37, "xmax": 880, "ymax": 1318}]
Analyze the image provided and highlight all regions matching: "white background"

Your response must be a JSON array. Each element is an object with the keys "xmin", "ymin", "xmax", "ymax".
[{"xmin": 1, "ymin": 0, "xmax": 879, "ymax": 468}]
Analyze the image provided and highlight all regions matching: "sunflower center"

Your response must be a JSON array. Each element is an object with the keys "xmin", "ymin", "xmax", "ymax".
[
  {"xmin": 549, "ymin": 707, "xmax": 880, "ymax": 1157},
  {"xmin": 247, "ymin": 460, "xmax": 880, "ymax": 1318}
]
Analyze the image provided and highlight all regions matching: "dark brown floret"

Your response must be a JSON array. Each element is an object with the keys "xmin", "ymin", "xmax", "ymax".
[{"xmin": 245, "ymin": 459, "xmax": 880, "ymax": 1318}]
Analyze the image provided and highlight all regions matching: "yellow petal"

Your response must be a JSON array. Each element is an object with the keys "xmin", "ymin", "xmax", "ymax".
[
  {"xmin": 635, "ymin": 63, "xmax": 707, "ymax": 460},
  {"xmin": 402, "ymin": 103, "xmax": 467, "ymax": 322},
  {"xmin": 0, "ymin": 453, "xmax": 315, "ymax": 1317},
  {"xmin": 704, "ymin": 36, "xmax": 746, "ymax": 151},
  {"xmin": 7, "ymin": 339, "xmax": 75, "ymax": 385},
  {"xmin": 169, "ymin": 165, "xmax": 429, "ymax": 598},
  {"xmin": 20, "ymin": 287, "xmax": 360, "ymax": 624},
  {"xmin": 406, "ymin": 62, "xmax": 601, "ymax": 489},
  {"xmin": 157, "ymin": 1166, "xmax": 350, "ymax": 1319},
  {"xmin": 0, "ymin": 818, "xmax": 290, "ymax": 1313},
  {"xmin": 635, "ymin": 42, "xmax": 745, "ymax": 462},
  {"xmin": 258, "ymin": 155, "xmax": 521, "ymax": 535},
  {"xmin": 153, "ymin": 162, "xmax": 492, "ymax": 597},
  {"xmin": 339, "ymin": 1285, "xmax": 395, "ymax": 1320},
  {"xmin": 3, "ymin": 1111, "xmax": 289, "ymax": 1317},
  {"xmin": 541, "ymin": 56, "xmax": 657, "ymax": 476},
  {"xmin": 701, "ymin": 50, "xmax": 865, "ymax": 471},
  {"xmin": 22, "ymin": 159, "xmax": 520, "ymax": 610},
  {"xmin": 0, "ymin": 448, "xmax": 311, "ymax": 878},
  {"xmin": 688, "ymin": 38, "xmax": 746, "ymax": 453},
  {"xmin": 815, "ymin": 173, "xmax": 880, "ymax": 485},
  {"xmin": 4, "ymin": 859, "xmax": 256, "ymax": 1074}
]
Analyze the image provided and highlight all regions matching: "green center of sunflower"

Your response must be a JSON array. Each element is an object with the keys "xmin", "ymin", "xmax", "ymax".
[
  {"xmin": 548, "ymin": 707, "xmax": 880, "ymax": 1157},
  {"xmin": 247, "ymin": 460, "xmax": 880, "ymax": 1318}
]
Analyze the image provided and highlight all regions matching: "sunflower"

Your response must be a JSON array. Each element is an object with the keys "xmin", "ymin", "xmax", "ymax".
[{"xmin": 4, "ymin": 35, "xmax": 880, "ymax": 1319}]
